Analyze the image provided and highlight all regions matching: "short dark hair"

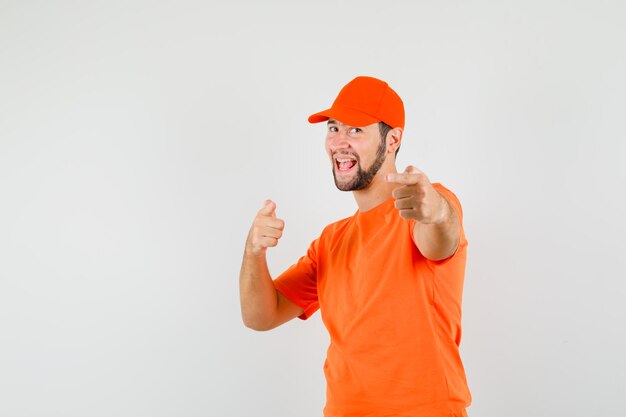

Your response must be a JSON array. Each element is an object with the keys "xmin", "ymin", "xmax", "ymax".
[{"xmin": 378, "ymin": 122, "xmax": 400, "ymax": 157}]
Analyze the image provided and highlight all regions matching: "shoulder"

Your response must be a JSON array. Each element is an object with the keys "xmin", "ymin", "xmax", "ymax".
[
  {"xmin": 317, "ymin": 214, "xmax": 355, "ymax": 244},
  {"xmin": 321, "ymin": 214, "xmax": 353, "ymax": 234}
]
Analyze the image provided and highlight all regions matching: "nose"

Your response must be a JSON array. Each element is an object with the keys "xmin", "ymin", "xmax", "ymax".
[{"xmin": 329, "ymin": 131, "xmax": 350, "ymax": 152}]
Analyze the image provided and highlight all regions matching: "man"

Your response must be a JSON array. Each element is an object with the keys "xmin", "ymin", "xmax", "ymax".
[{"xmin": 239, "ymin": 76, "xmax": 471, "ymax": 417}]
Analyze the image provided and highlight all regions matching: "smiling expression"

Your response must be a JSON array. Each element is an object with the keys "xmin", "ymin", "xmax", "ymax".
[{"xmin": 325, "ymin": 120, "xmax": 388, "ymax": 191}]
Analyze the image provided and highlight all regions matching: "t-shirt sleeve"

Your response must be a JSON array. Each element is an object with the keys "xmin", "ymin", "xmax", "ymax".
[
  {"xmin": 273, "ymin": 238, "xmax": 320, "ymax": 320},
  {"xmin": 409, "ymin": 183, "xmax": 468, "ymax": 264}
]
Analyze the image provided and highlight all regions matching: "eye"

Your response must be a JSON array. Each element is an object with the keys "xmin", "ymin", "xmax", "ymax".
[
  {"xmin": 328, "ymin": 126, "xmax": 338, "ymax": 132},
  {"xmin": 348, "ymin": 127, "xmax": 362, "ymax": 134}
]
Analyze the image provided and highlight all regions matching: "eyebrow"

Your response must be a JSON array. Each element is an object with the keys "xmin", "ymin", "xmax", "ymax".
[{"xmin": 327, "ymin": 119, "xmax": 339, "ymax": 126}]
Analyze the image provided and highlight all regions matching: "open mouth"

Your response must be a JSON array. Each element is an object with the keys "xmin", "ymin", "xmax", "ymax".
[{"xmin": 335, "ymin": 156, "xmax": 357, "ymax": 172}]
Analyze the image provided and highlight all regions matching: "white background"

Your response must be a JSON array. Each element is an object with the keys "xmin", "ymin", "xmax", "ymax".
[{"xmin": 1, "ymin": 1, "xmax": 625, "ymax": 416}]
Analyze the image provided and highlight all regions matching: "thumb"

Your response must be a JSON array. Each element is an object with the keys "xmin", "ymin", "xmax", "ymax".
[
  {"xmin": 260, "ymin": 199, "xmax": 276, "ymax": 217},
  {"xmin": 404, "ymin": 165, "xmax": 423, "ymax": 175}
]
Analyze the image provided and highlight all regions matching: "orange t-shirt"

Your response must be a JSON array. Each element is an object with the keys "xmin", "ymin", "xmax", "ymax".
[{"xmin": 273, "ymin": 184, "xmax": 471, "ymax": 417}]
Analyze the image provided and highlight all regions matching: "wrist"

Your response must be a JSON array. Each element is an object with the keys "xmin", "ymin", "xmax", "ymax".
[
  {"xmin": 245, "ymin": 244, "xmax": 266, "ymax": 257},
  {"xmin": 433, "ymin": 194, "xmax": 451, "ymax": 225}
]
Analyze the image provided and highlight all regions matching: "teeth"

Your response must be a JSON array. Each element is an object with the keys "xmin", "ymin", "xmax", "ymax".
[{"xmin": 337, "ymin": 158, "xmax": 355, "ymax": 162}]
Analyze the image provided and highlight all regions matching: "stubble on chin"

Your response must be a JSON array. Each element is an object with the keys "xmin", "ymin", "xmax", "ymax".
[{"xmin": 332, "ymin": 169, "xmax": 357, "ymax": 191}]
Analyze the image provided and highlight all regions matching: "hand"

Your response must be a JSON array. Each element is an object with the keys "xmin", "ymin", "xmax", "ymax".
[
  {"xmin": 386, "ymin": 166, "xmax": 449, "ymax": 224},
  {"xmin": 245, "ymin": 200, "xmax": 285, "ymax": 256}
]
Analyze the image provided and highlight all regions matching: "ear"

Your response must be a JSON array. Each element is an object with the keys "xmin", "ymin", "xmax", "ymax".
[{"xmin": 386, "ymin": 127, "xmax": 403, "ymax": 154}]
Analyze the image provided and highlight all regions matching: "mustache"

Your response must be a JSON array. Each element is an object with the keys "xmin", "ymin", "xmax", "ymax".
[{"xmin": 332, "ymin": 151, "xmax": 360, "ymax": 163}]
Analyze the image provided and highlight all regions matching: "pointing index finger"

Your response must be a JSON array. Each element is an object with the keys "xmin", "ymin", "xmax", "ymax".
[{"xmin": 386, "ymin": 172, "xmax": 422, "ymax": 185}]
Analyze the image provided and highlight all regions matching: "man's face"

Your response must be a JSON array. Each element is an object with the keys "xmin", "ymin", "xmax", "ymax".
[{"xmin": 325, "ymin": 120, "xmax": 387, "ymax": 191}]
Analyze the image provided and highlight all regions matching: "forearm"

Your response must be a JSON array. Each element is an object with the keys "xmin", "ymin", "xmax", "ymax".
[
  {"xmin": 239, "ymin": 250, "xmax": 279, "ymax": 331},
  {"xmin": 240, "ymin": 200, "xmax": 286, "ymax": 330},
  {"xmin": 414, "ymin": 195, "xmax": 460, "ymax": 261}
]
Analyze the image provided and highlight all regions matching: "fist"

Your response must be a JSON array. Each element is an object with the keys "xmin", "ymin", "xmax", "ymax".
[
  {"xmin": 386, "ymin": 166, "xmax": 448, "ymax": 224},
  {"xmin": 245, "ymin": 200, "xmax": 285, "ymax": 256}
]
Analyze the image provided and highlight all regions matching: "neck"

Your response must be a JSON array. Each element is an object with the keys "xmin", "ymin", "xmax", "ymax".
[{"xmin": 352, "ymin": 163, "xmax": 398, "ymax": 212}]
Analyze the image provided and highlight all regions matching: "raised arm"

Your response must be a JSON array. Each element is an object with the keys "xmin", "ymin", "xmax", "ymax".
[
  {"xmin": 239, "ymin": 200, "xmax": 304, "ymax": 331},
  {"xmin": 386, "ymin": 166, "xmax": 460, "ymax": 261}
]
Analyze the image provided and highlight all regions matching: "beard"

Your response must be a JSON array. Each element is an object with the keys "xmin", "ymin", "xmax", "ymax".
[{"xmin": 332, "ymin": 138, "xmax": 387, "ymax": 191}]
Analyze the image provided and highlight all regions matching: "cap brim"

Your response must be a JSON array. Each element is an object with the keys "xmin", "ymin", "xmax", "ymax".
[{"xmin": 308, "ymin": 107, "xmax": 380, "ymax": 127}]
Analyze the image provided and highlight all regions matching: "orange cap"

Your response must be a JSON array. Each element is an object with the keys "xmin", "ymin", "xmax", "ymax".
[{"xmin": 308, "ymin": 76, "xmax": 405, "ymax": 129}]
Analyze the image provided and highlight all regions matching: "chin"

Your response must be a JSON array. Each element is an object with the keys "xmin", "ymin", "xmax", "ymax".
[
  {"xmin": 333, "ymin": 175, "xmax": 371, "ymax": 192},
  {"xmin": 334, "ymin": 182, "xmax": 355, "ymax": 192}
]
